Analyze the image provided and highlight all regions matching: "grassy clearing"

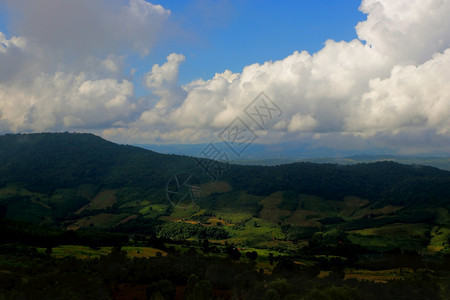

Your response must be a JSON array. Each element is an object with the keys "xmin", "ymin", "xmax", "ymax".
[
  {"xmin": 352, "ymin": 205, "xmax": 404, "ymax": 219},
  {"xmin": 215, "ymin": 211, "xmax": 253, "ymax": 224},
  {"xmin": 259, "ymin": 192, "xmax": 284, "ymax": 209},
  {"xmin": 38, "ymin": 245, "xmax": 111, "ymax": 259},
  {"xmin": 116, "ymin": 214, "xmax": 139, "ymax": 226},
  {"xmin": 0, "ymin": 186, "xmax": 45, "ymax": 198},
  {"xmin": 259, "ymin": 208, "xmax": 291, "ymax": 224},
  {"xmin": 139, "ymin": 204, "xmax": 166, "ymax": 216},
  {"xmin": 258, "ymin": 191, "xmax": 291, "ymax": 224},
  {"xmin": 76, "ymin": 190, "xmax": 117, "ymax": 214},
  {"xmin": 285, "ymin": 210, "xmax": 321, "ymax": 227},
  {"xmin": 348, "ymin": 223, "xmax": 430, "ymax": 251},
  {"xmin": 344, "ymin": 268, "xmax": 413, "ymax": 283},
  {"xmin": 351, "ymin": 223, "xmax": 430, "ymax": 237},
  {"xmin": 75, "ymin": 190, "xmax": 117, "ymax": 214},
  {"xmin": 67, "ymin": 213, "xmax": 128, "ymax": 230},
  {"xmin": 37, "ymin": 245, "xmax": 167, "ymax": 259},
  {"xmin": 122, "ymin": 246, "xmax": 167, "ymax": 258},
  {"xmin": 159, "ymin": 205, "xmax": 200, "ymax": 222},
  {"xmin": 255, "ymin": 261, "xmax": 274, "ymax": 274},
  {"xmin": 340, "ymin": 196, "xmax": 370, "ymax": 218},
  {"xmin": 428, "ymin": 226, "xmax": 450, "ymax": 253},
  {"xmin": 89, "ymin": 190, "xmax": 117, "ymax": 210},
  {"xmin": 118, "ymin": 199, "xmax": 141, "ymax": 209},
  {"xmin": 0, "ymin": 186, "xmax": 19, "ymax": 196},
  {"xmin": 200, "ymin": 181, "xmax": 232, "ymax": 196},
  {"xmin": 170, "ymin": 205, "xmax": 200, "ymax": 219},
  {"xmin": 224, "ymin": 218, "xmax": 285, "ymax": 247},
  {"xmin": 207, "ymin": 217, "xmax": 229, "ymax": 226}
]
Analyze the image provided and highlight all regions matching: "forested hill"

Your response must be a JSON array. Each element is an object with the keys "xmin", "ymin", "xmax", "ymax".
[
  {"xmin": 0, "ymin": 132, "xmax": 195, "ymax": 193},
  {"xmin": 225, "ymin": 161, "xmax": 450, "ymax": 206},
  {"xmin": 0, "ymin": 133, "xmax": 449, "ymax": 208}
]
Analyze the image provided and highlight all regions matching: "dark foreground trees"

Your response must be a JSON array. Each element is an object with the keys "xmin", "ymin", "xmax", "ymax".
[{"xmin": 2, "ymin": 242, "xmax": 450, "ymax": 300}]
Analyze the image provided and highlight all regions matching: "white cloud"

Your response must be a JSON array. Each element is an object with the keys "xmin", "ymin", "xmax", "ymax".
[
  {"xmin": 0, "ymin": 0, "xmax": 449, "ymax": 155},
  {"xmin": 0, "ymin": 0, "xmax": 169, "ymax": 133},
  {"xmin": 346, "ymin": 49, "xmax": 450, "ymax": 135},
  {"xmin": 144, "ymin": 53, "xmax": 186, "ymax": 110},
  {"xmin": 105, "ymin": 0, "xmax": 450, "ymax": 154},
  {"xmin": 0, "ymin": 72, "xmax": 135, "ymax": 131},
  {"xmin": 356, "ymin": 0, "xmax": 450, "ymax": 64}
]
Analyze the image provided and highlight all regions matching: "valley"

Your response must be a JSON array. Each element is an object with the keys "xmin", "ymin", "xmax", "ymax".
[{"xmin": 1, "ymin": 133, "xmax": 450, "ymax": 299}]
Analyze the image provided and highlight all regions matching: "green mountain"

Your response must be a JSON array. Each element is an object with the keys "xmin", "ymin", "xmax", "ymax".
[
  {"xmin": 2, "ymin": 133, "xmax": 450, "ymax": 299},
  {"xmin": 234, "ymin": 155, "xmax": 450, "ymax": 171},
  {"xmin": 0, "ymin": 132, "xmax": 196, "ymax": 193},
  {"xmin": 1, "ymin": 132, "xmax": 450, "ymax": 251}
]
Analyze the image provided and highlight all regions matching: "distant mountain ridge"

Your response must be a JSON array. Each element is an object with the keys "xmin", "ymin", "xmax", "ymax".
[
  {"xmin": 1, "ymin": 133, "xmax": 450, "ymax": 227},
  {"xmin": 136, "ymin": 143, "xmax": 450, "ymax": 171}
]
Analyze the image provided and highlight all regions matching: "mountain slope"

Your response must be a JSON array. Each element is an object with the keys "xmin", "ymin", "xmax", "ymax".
[
  {"xmin": 0, "ymin": 133, "xmax": 449, "ymax": 228},
  {"xmin": 0, "ymin": 132, "xmax": 196, "ymax": 193}
]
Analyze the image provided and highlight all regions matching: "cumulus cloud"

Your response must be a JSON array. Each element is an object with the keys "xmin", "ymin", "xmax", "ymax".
[
  {"xmin": 0, "ymin": 71, "xmax": 135, "ymax": 132},
  {"xmin": 1, "ymin": 0, "xmax": 449, "ymax": 155},
  {"xmin": 356, "ymin": 0, "xmax": 450, "ymax": 64},
  {"xmin": 104, "ymin": 0, "xmax": 450, "ymax": 155},
  {"xmin": 144, "ymin": 53, "xmax": 187, "ymax": 109},
  {"xmin": 0, "ymin": 0, "xmax": 169, "ymax": 132},
  {"xmin": 346, "ymin": 49, "xmax": 450, "ymax": 136}
]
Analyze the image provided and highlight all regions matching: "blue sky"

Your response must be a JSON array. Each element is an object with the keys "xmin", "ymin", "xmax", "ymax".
[
  {"xmin": 133, "ymin": 0, "xmax": 366, "ymax": 90},
  {"xmin": 0, "ymin": 0, "xmax": 449, "ymax": 156}
]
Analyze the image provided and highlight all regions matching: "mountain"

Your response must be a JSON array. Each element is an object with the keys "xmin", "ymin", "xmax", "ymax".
[
  {"xmin": 0, "ymin": 132, "xmax": 196, "ymax": 193},
  {"xmin": 2, "ymin": 133, "xmax": 450, "ymax": 299},
  {"xmin": 0, "ymin": 132, "xmax": 449, "ymax": 232},
  {"xmin": 137, "ymin": 142, "xmax": 450, "ymax": 170}
]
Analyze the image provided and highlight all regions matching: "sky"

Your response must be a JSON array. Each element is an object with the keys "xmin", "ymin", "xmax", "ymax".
[{"xmin": 0, "ymin": 0, "xmax": 449, "ymax": 157}]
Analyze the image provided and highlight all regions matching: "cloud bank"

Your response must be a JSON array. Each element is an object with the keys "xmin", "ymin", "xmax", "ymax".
[
  {"xmin": 1, "ymin": 0, "xmax": 449, "ymax": 154},
  {"xmin": 0, "ymin": 0, "xmax": 169, "ymax": 132}
]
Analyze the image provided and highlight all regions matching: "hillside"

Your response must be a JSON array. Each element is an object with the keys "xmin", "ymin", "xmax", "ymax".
[
  {"xmin": 1, "ymin": 133, "xmax": 449, "ymax": 227},
  {"xmin": 0, "ymin": 132, "xmax": 199, "ymax": 193},
  {"xmin": 2, "ymin": 133, "xmax": 450, "ymax": 299}
]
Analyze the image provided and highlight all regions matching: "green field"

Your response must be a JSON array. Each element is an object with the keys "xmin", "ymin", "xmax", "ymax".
[
  {"xmin": 36, "ymin": 245, "xmax": 167, "ymax": 259},
  {"xmin": 348, "ymin": 223, "xmax": 431, "ymax": 251},
  {"xmin": 139, "ymin": 204, "xmax": 167, "ymax": 217},
  {"xmin": 66, "ymin": 213, "xmax": 129, "ymax": 230}
]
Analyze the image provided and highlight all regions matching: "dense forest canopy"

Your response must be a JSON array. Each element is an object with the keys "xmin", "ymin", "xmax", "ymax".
[{"xmin": 1, "ymin": 133, "xmax": 449, "ymax": 207}]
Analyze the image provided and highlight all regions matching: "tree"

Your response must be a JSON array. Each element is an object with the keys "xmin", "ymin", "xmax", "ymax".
[
  {"xmin": 264, "ymin": 288, "xmax": 280, "ymax": 300},
  {"xmin": 246, "ymin": 251, "xmax": 258, "ymax": 261},
  {"xmin": 201, "ymin": 239, "xmax": 210, "ymax": 255},
  {"xmin": 225, "ymin": 245, "xmax": 241, "ymax": 261},
  {"xmin": 146, "ymin": 279, "xmax": 175, "ymax": 300},
  {"xmin": 185, "ymin": 275, "xmax": 212, "ymax": 300},
  {"xmin": 192, "ymin": 280, "xmax": 213, "ymax": 300},
  {"xmin": 185, "ymin": 274, "xmax": 200, "ymax": 298},
  {"xmin": 302, "ymin": 285, "xmax": 358, "ymax": 300}
]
